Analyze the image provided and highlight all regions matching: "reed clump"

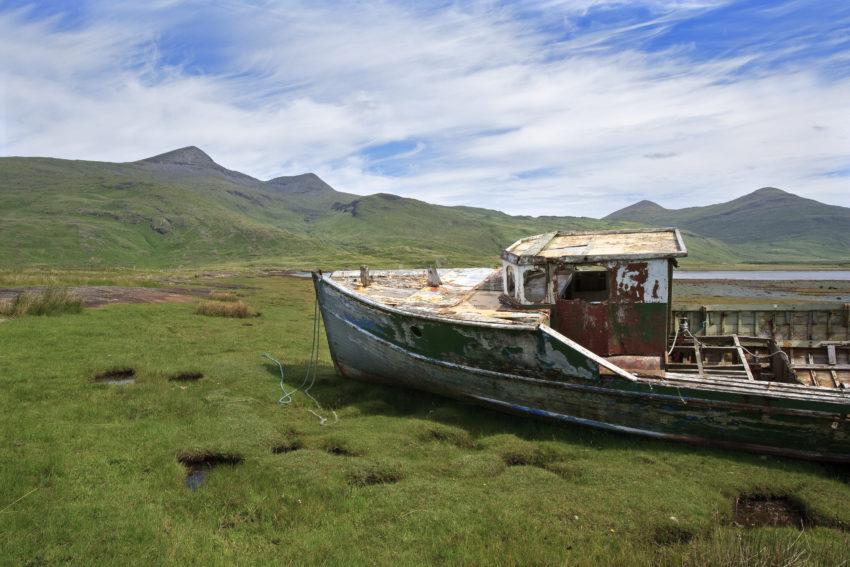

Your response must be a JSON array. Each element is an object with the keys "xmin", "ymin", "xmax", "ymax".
[
  {"xmin": 195, "ymin": 299, "xmax": 255, "ymax": 318},
  {"xmin": 0, "ymin": 286, "xmax": 83, "ymax": 317},
  {"xmin": 208, "ymin": 291, "xmax": 240, "ymax": 302}
]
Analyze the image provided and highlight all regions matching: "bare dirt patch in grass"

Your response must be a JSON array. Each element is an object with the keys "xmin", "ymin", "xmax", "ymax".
[
  {"xmin": 168, "ymin": 371, "xmax": 204, "ymax": 382},
  {"xmin": 93, "ymin": 368, "xmax": 136, "ymax": 385},
  {"xmin": 177, "ymin": 452, "xmax": 243, "ymax": 491},
  {"xmin": 733, "ymin": 494, "xmax": 808, "ymax": 529}
]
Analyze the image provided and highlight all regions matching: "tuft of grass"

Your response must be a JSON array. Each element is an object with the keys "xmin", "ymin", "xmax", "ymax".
[
  {"xmin": 681, "ymin": 529, "xmax": 810, "ymax": 567},
  {"xmin": 416, "ymin": 422, "xmax": 476, "ymax": 449},
  {"xmin": 652, "ymin": 522, "xmax": 696, "ymax": 546},
  {"xmin": 346, "ymin": 458, "xmax": 404, "ymax": 486},
  {"xmin": 195, "ymin": 299, "xmax": 256, "ymax": 318},
  {"xmin": 0, "ymin": 286, "xmax": 82, "ymax": 317},
  {"xmin": 176, "ymin": 451, "xmax": 244, "ymax": 468},
  {"xmin": 484, "ymin": 434, "xmax": 547, "ymax": 467},
  {"xmin": 320, "ymin": 435, "xmax": 362, "ymax": 457},
  {"xmin": 541, "ymin": 461, "xmax": 584, "ymax": 481},
  {"xmin": 271, "ymin": 433, "xmax": 303, "ymax": 454},
  {"xmin": 208, "ymin": 291, "xmax": 239, "ymax": 302}
]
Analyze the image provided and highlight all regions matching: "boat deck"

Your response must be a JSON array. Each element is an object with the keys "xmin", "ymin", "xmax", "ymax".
[
  {"xmin": 328, "ymin": 268, "xmax": 549, "ymax": 326},
  {"xmin": 328, "ymin": 268, "xmax": 850, "ymax": 390}
]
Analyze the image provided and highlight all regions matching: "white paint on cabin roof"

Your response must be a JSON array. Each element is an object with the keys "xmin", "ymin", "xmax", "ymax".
[{"xmin": 503, "ymin": 228, "xmax": 687, "ymax": 264}]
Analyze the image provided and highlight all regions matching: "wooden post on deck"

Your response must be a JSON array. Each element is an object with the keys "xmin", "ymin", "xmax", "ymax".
[
  {"xmin": 359, "ymin": 266, "xmax": 371, "ymax": 287},
  {"xmin": 427, "ymin": 266, "xmax": 442, "ymax": 287},
  {"xmin": 732, "ymin": 335, "xmax": 755, "ymax": 381}
]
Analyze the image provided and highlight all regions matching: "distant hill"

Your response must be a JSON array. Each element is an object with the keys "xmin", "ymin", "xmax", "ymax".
[
  {"xmin": 606, "ymin": 187, "xmax": 850, "ymax": 263},
  {"xmin": 0, "ymin": 147, "xmax": 625, "ymax": 268},
  {"xmin": 0, "ymin": 147, "xmax": 844, "ymax": 268}
]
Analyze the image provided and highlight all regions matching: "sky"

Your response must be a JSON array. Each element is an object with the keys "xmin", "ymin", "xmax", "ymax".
[{"xmin": 1, "ymin": 0, "xmax": 849, "ymax": 217}]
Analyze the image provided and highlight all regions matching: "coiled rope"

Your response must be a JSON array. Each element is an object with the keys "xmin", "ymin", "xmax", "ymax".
[{"xmin": 262, "ymin": 292, "xmax": 337, "ymax": 425}]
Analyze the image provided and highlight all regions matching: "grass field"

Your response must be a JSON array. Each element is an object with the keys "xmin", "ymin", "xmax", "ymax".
[{"xmin": 2, "ymin": 273, "xmax": 850, "ymax": 565}]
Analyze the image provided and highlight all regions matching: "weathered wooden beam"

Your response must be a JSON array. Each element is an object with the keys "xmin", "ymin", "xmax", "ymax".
[
  {"xmin": 426, "ymin": 266, "xmax": 442, "ymax": 287},
  {"xmin": 694, "ymin": 341, "xmax": 705, "ymax": 378},
  {"xmin": 733, "ymin": 335, "xmax": 755, "ymax": 381},
  {"xmin": 793, "ymin": 364, "xmax": 850, "ymax": 371},
  {"xmin": 830, "ymin": 369, "xmax": 841, "ymax": 388}
]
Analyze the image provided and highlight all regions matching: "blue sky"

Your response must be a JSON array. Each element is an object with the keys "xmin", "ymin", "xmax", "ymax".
[{"xmin": 1, "ymin": 0, "xmax": 848, "ymax": 216}]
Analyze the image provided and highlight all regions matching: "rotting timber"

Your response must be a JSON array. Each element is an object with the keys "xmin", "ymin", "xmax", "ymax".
[{"xmin": 313, "ymin": 228, "xmax": 850, "ymax": 462}]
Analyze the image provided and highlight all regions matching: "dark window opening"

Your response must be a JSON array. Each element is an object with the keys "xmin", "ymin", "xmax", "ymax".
[
  {"xmin": 522, "ymin": 269, "xmax": 547, "ymax": 303},
  {"xmin": 561, "ymin": 268, "xmax": 609, "ymax": 302}
]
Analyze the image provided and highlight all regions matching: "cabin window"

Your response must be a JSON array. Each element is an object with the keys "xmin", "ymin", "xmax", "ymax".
[
  {"xmin": 522, "ymin": 268, "xmax": 548, "ymax": 303},
  {"xmin": 562, "ymin": 268, "xmax": 609, "ymax": 302}
]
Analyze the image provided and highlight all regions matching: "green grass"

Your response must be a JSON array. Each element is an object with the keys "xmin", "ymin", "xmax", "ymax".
[{"xmin": 1, "ymin": 274, "xmax": 849, "ymax": 565}]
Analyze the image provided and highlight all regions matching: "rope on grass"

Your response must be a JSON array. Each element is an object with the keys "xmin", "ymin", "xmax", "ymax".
[{"xmin": 261, "ymin": 293, "xmax": 337, "ymax": 425}]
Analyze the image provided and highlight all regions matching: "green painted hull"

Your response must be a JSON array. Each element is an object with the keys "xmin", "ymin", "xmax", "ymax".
[{"xmin": 314, "ymin": 273, "xmax": 850, "ymax": 462}]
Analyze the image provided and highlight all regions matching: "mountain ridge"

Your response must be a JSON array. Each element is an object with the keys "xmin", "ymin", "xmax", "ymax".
[
  {"xmin": 606, "ymin": 186, "xmax": 850, "ymax": 262},
  {"xmin": 1, "ymin": 147, "xmax": 847, "ymax": 268}
]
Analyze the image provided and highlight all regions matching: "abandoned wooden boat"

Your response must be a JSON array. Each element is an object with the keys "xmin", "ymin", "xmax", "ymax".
[{"xmin": 312, "ymin": 228, "xmax": 850, "ymax": 462}]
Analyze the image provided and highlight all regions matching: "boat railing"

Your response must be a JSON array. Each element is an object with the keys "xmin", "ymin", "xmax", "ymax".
[{"xmin": 672, "ymin": 303, "xmax": 850, "ymax": 347}]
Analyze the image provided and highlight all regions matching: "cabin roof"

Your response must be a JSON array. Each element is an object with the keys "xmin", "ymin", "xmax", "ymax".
[{"xmin": 501, "ymin": 228, "xmax": 687, "ymax": 265}]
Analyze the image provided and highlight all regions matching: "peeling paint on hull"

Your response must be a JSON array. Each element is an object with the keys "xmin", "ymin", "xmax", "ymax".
[{"xmin": 314, "ymin": 273, "xmax": 850, "ymax": 462}]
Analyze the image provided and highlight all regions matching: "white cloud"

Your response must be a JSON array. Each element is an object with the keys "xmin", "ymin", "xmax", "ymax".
[{"xmin": 1, "ymin": 1, "xmax": 848, "ymax": 217}]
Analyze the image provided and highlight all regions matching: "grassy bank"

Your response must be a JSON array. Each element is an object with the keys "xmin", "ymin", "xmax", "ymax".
[{"xmin": 1, "ymin": 274, "xmax": 849, "ymax": 565}]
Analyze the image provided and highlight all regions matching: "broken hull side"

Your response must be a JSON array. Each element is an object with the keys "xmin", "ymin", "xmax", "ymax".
[{"xmin": 314, "ymin": 274, "xmax": 850, "ymax": 463}]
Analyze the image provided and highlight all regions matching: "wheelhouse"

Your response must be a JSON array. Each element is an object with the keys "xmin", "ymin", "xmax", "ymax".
[{"xmin": 501, "ymin": 228, "xmax": 688, "ymax": 367}]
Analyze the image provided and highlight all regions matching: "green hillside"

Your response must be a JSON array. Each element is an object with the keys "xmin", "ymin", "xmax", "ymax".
[
  {"xmin": 1, "ymin": 147, "xmax": 841, "ymax": 269},
  {"xmin": 606, "ymin": 188, "xmax": 850, "ymax": 264},
  {"xmin": 0, "ymin": 147, "xmax": 620, "ymax": 268}
]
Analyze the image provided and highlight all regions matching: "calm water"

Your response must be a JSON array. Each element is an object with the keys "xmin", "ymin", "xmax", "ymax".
[{"xmin": 675, "ymin": 271, "xmax": 850, "ymax": 281}]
